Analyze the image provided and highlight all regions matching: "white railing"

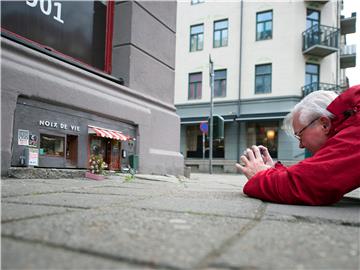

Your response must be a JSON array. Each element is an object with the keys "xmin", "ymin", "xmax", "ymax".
[{"xmin": 340, "ymin": 44, "xmax": 356, "ymax": 55}]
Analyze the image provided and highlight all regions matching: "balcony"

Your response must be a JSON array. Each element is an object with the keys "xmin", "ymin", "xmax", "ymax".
[
  {"xmin": 340, "ymin": 44, "xmax": 356, "ymax": 68},
  {"xmin": 302, "ymin": 25, "xmax": 339, "ymax": 57},
  {"xmin": 341, "ymin": 13, "xmax": 356, "ymax": 35},
  {"xmin": 301, "ymin": 82, "xmax": 340, "ymax": 96}
]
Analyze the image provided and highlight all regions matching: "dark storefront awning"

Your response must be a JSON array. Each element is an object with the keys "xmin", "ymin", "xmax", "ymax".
[{"xmin": 88, "ymin": 125, "xmax": 128, "ymax": 141}]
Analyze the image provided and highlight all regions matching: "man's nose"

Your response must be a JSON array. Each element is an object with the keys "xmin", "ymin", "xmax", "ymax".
[{"xmin": 299, "ymin": 141, "xmax": 304, "ymax": 149}]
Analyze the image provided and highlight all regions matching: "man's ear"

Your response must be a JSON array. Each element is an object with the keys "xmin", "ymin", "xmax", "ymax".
[{"xmin": 319, "ymin": 116, "xmax": 331, "ymax": 134}]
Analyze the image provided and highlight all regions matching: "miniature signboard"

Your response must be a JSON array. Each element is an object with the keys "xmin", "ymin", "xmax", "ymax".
[
  {"xmin": 29, "ymin": 134, "xmax": 38, "ymax": 147},
  {"xmin": 18, "ymin": 129, "xmax": 29, "ymax": 145},
  {"xmin": 28, "ymin": 148, "xmax": 39, "ymax": 166}
]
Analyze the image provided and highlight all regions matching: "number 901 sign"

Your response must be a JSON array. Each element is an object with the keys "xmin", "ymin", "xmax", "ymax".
[{"xmin": 26, "ymin": 0, "xmax": 64, "ymax": 24}]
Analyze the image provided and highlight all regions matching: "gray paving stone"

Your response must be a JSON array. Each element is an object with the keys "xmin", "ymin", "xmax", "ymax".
[
  {"xmin": 126, "ymin": 192, "xmax": 262, "ymax": 219},
  {"xmin": 171, "ymin": 189, "xmax": 246, "ymax": 200},
  {"xmin": 67, "ymin": 180, "xmax": 184, "ymax": 197},
  {"xmin": 2, "ymin": 173, "xmax": 359, "ymax": 270},
  {"xmin": 181, "ymin": 183, "xmax": 243, "ymax": 193},
  {"xmin": 1, "ymin": 178, "xmax": 109, "ymax": 198},
  {"xmin": 265, "ymin": 197, "xmax": 360, "ymax": 225},
  {"xmin": 2, "ymin": 238, "xmax": 163, "ymax": 270},
  {"xmin": 212, "ymin": 220, "xmax": 360, "ymax": 270},
  {"xmin": 2, "ymin": 192, "xmax": 147, "ymax": 209},
  {"xmin": 184, "ymin": 179, "xmax": 244, "ymax": 189},
  {"xmin": 2, "ymin": 206, "xmax": 250, "ymax": 269},
  {"xmin": 68, "ymin": 186, "xmax": 171, "ymax": 197},
  {"xmin": 135, "ymin": 174, "xmax": 181, "ymax": 184},
  {"xmin": 1, "ymin": 202, "xmax": 75, "ymax": 223}
]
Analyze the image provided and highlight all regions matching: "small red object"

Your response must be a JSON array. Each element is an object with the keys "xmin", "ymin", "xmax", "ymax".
[{"xmin": 85, "ymin": 172, "xmax": 105, "ymax": 181}]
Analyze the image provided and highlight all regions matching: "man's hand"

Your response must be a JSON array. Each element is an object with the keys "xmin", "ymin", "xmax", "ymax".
[
  {"xmin": 236, "ymin": 145, "xmax": 272, "ymax": 179},
  {"xmin": 258, "ymin": 145, "xmax": 275, "ymax": 167}
]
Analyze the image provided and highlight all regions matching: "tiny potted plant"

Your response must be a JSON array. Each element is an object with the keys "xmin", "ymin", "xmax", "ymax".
[{"xmin": 85, "ymin": 154, "xmax": 108, "ymax": 180}]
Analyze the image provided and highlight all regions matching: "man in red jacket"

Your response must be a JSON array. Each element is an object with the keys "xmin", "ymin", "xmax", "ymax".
[{"xmin": 236, "ymin": 84, "xmax": 360, "ymax": 205}]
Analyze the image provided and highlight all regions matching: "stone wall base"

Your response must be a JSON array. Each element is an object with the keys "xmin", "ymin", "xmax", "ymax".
[{"xmin": 7, "ymin": 167, "xmax": 87, "ymax": 179}]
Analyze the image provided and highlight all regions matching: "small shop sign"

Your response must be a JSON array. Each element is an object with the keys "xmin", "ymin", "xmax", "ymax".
[
  {"xmin": 18, "ymin": 129, "xmax": 29, "ymax": 145},
  {"xmin": 39, "ymin": 120, "xmax": 80, "ymax": 132},
  {"xmin": 29, "ymin": 134, "xmax": 38, "ymax": 147},
  {"xmin": 28, "ymin": 148, "xmax": 39, "ymax": 166}
]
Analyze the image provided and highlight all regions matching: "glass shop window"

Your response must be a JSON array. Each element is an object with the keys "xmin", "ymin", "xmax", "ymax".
[
  {"xmin": 40, "ymin": 134, "xmax": 65, "ymax": 157},
  {"xmin": 246, "ymin": 122, "xmax": 278, "ymax": 158}
]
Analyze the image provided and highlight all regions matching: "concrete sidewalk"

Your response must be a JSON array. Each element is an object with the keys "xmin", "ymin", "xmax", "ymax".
[{"xmin": 2, "ymin": 173, "xmax": 359, "ymax": 270}]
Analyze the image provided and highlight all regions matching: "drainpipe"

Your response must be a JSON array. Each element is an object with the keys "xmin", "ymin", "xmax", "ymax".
[{"xmin": 237, "ymin": 0, "xmax": 244, "ymax": 163}]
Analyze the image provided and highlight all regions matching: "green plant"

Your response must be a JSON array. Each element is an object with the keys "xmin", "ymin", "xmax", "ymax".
[
  {"xmin": 89, "ymin": 154, "xmax": 107, "ymax": 174},
  {"xmin": 124, "ymin": 167, "xmax": 136, "ymax": 182}
]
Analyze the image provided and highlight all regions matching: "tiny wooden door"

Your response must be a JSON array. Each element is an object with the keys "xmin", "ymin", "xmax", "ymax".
[{"xmin": 110, "ymin": 140, "xmax": 120, "ymax": 170}]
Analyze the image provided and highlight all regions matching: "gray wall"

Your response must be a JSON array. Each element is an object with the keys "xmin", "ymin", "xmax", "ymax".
[
  {"xmin": 1, "ymin": 1, "xmax": 183, "ymax": 176},
  {"xmin": 112, "ymin": 1, "xmax": 176, "ymax": 104}
]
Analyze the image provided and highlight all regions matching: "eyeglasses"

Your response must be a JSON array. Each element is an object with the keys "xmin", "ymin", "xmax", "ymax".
[{"xmin": 294, "ymin": 117, "xmax": 320, "ymax": 140}]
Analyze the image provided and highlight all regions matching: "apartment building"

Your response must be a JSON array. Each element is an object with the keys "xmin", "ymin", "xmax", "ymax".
[
  {"xmin": 175, "ymin": 0, "xmax": 356, "ymax": 173},
  {"xmin": 1, "ymin": 1, "xmax": 183, "ymax": 176}
]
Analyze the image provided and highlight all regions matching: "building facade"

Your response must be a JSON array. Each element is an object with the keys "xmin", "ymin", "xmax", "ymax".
[
  {"xmin": 1, "ymin": 1, "xmax": 184, "ymax": 176},
  {"xmin": 175, "ymin": 0, "xmax": 356, "ymax": 173}
]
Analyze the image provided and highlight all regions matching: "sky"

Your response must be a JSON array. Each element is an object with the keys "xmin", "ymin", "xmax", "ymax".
[{"xmin": 342, "ymin": 0, "xmax": 360, "ymax": 86}]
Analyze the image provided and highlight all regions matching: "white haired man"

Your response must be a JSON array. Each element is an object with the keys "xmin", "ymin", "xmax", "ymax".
[{"xmin": 236, "ymin": 84, "xmax": 360, "ymax": 205}]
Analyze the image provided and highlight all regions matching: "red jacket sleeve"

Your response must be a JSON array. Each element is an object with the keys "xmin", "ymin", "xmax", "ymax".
[{"xmin": 243, "ymin": 122, "xmax": 360, "ymax": 205}]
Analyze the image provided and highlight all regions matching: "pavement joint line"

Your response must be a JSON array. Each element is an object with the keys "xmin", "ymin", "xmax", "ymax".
[
  {"xmin": 0, "ymin": 186, "xmax": 114, "ymax": 198},
  {"xmin": 1, "ymin": 188, "xmax": 171, "ymax": 199},
  {"xmin": 0, "ymin": 200, "xmax": 91, "ymax": 210},
  {"xmin": 57, "ymin": 191, "xmax": 142, "ymax": 196},
  {"xmin": 1, "ymin": 208, "xmax": 80, "ymax": 224},
  {"xmin": 82, "ymin": 185, "xmax": 152, "ymax": 189},
  {"xmin": 290, "ymin": 214, "xmax": 360, "ymax": 227},
  {"xmin": 135, "ymin": 178, "xmax": 182, "ymax": 184},
  {"xmin": 211, "ymin": 182, "xmax": 244, "ymax": 188},
  {"xmin": 1, "ymin": 186, "xmax": 174, "ymax": 198},
  {"xmin": 2, "ymin": 194, "xmax": 173, "ymax": 213},
  {"xmin": 258, "ymin": 215, "xmax": 360, "ymax": 228},
  {"xmin": 1, "ymin": 234, "xmax": 186, "ymax": 270},
  {"xmin": 60, "ymin": 190, "xmax": 181, "ymax": 196},
  {"xmin": 193, "ymin": 203, "xmax": 268, "ymax": 270},
  {"xmin": 1, "ymin": 190, "xmax": 75, "ymax": 199},
  {"xmin": 207, "ymin": 263, "xmax": 259, "ymax": 270},
  {"xmin": 122, "ymin": 205, "xmax": 262, "ymax": 221}
]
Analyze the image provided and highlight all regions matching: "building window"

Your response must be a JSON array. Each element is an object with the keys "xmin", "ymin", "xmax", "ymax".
[
  {"xmin": 188, "ymin": 72, "xmax": 202, "ymax": 100},
  {"xmin": 305, "ymin": 63, "xmax": 320, "ymax": 86},
  {"xmin": 306, "ymin": 9, "xmax": 320, "ymax": 30},
  {"xmin": 255, "ymin": 64, "xmax": 272, "ymax": 94},
  {"xmin": 1, "ymin": 1, "xmax": 114, "ymax": 73},
  {"xmin": 214, "ymin": 69, "xmax": 227, "ymax": 97},
  {"xmin": 256, "ymin": 10, "xmax": 272, "ymax": 41},
  {"xmin": 190, "ymin": 24, "xmax": 204, "ymax": 52},
  {"xmin": 247, "ymin": 122, "xmax": 278, "ymax": 158},
  {"xmin": 213, "ymin": 19, "xmax": 228, "ymax": 48},
  {"xmin": 40, "ymin": 134, "xmax": 65, "ymax": 157},
  {"xmin": 191, "ymin": 0, "xmax": 204, "ymax": 4}
]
